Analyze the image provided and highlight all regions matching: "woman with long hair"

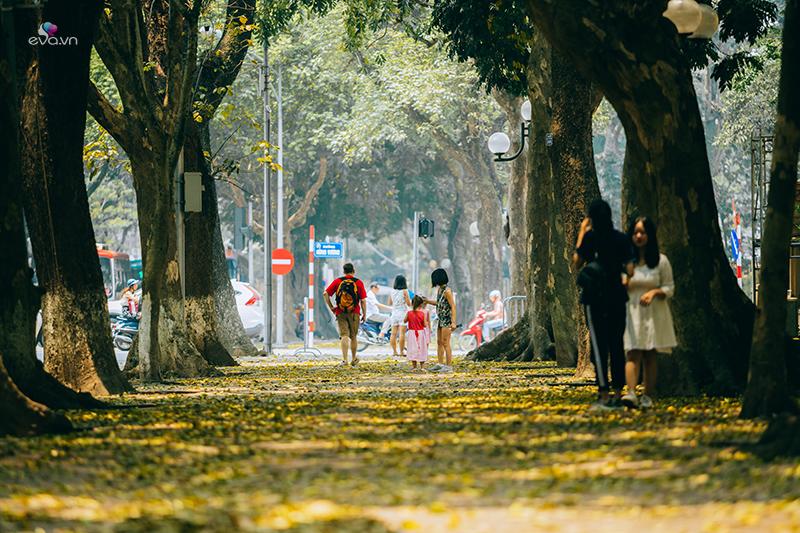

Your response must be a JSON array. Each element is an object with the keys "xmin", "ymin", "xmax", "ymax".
[
  {"xmin": 621, "ymin": 216, "xmax": 677, "ymax": 409},
  {"xmin": 381, "ymin": 274, "xmax": 412, "ymax": 356},
  {"xmin": 572, "ymin": 199, "xmax": 635, "ymax": 410}
]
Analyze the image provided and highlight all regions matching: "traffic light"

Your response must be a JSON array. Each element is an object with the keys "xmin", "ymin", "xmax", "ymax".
[{"xmin": 418, "ymin": 218, "xmax": 435, "ymax": 238}]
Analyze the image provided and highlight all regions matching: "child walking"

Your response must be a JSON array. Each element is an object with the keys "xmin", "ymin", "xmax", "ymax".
[{"xmin": 404, "ymin": 295, "xmax": 431, "ymax": 371}]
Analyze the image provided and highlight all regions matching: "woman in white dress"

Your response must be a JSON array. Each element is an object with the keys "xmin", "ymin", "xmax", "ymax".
[
  {"xmin": 381, "ymin": 275, "xmax": 412, "ymax": 356},
  {"xmin": 621, "ymin": 216, "xmax": 677, "ymax": 410}
]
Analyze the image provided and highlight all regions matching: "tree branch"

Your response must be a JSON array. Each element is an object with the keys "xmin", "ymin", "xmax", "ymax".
[
  {"xmin": 287, "ymin": 156, "xmax": 328, "ymax": 232},
  {"xmin": 86, "ymin": 81, "xmax": 132, "ymax": 151}
]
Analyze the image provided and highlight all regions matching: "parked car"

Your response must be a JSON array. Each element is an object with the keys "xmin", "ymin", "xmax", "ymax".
[{"xmin": 231, "ymin": 280, "xmax": 264, "ymax": 339}]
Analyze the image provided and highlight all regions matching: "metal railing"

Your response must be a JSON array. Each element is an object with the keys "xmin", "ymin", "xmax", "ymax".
[{"xmin": 503, "ymin": 295, "xmax": 527, "ymax": 328}]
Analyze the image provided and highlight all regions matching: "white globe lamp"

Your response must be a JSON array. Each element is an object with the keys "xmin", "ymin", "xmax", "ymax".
[
  {"xmin": 487, "ymin": 132, "xmax": 511, "ymax": 156},
  {"xmin": 663, "ymin": 0, "xmax": 702, "ymax": 34}
]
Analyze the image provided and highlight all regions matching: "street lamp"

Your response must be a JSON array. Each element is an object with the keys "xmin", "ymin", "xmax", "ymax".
[
  {"xmin": 662, "ymin": 0, "xmax": 719, "ymax": 38},
  {"xmin": 487, "ymin": 99, "xmax": 531, "ymax": 162},
  {"xmin": 199, "ymin": 24, "xmax": 223, "ymax": 41}
]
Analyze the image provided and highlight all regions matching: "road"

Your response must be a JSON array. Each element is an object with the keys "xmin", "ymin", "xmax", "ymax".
[{"xmin": 34, "ymin": 342, "xmax": 468, "ymax": 370}]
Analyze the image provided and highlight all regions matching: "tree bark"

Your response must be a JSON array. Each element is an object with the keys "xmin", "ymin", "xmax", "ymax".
[
  {"xmin": 741, "ymin": 0, "xmax": 800, "ymax": 419},
  {"xmin": 525, "ymin": 0, "xmax": 755, "ymax": 394},
  {"xmin": 184, "ymin": 122, "xmax": 255, "ymax": 364},
  {"xmin": 19, "ymin": 0, "xmax": 132, "ymax": 396},
  {"xmin": 521, "ymin": 34, "xmax": 554, "ymax": 362},
  {"xmin": 473, "ymin": 38, "xmax": 554, "ymax": 363},
  {"xmin": 129, "ymin": 156, "xmax": 214, "ymax": 380},
  {"xmin": 546, "ymin": 54, "xmax": 601, "ymax": 373},
  {"xmin": 0, "ymin": 11, "xmax": 73, "ymax": 433},
  {"xmin": 89, "ymin": 0, "xmax": 213, "ymax": 381},
  {"xmin": 183, "ymin": 0, "xmax": 259, "ymax": 364},
  {"xmin": 0, "ymin": 354, "xmax": 71, "ymax": 436}
]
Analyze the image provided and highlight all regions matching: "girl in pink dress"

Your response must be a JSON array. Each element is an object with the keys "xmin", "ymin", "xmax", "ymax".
[{"xmin": 404, "ymin": 295, "xmax": 431, "ymax": 371}]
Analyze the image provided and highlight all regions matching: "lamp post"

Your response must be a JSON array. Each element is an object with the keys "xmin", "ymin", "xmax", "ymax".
[
  {"xmin": 662, "ymin": 0, "xmax": 719, "ymax": 38},
  {"xmin": 488, "ymin": 99, "xmax": 532, "ymax": 162}
]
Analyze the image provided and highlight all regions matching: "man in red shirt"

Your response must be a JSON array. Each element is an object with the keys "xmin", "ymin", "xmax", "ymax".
[{"xmin": 324, "ymin": 263, "xmax": 367, "ymax": 366}]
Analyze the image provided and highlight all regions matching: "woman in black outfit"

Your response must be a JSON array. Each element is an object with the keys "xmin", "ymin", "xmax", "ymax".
[{"xmin": 572, "ymin": 199, "xmax": 635, "ymax": 410}]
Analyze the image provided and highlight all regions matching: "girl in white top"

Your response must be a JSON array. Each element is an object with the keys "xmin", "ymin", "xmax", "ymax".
[
  {"xmin": 380, "ymin": 274, "xmax": 412, "ymax": 356},
  {"xmin": 622, "ymin": 216, "xmax": 677, "ymax": 410}
]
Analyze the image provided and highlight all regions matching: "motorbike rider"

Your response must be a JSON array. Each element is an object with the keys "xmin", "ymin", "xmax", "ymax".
[
  {"xmin": 481, "ymin": 290, "xmax": 505, "ymax": 343},
  {"xmin": 365, "ymin": 282, "xmax": 392, "ymax": 325},
  {"xmin": 121, "ymin": 279, "xmax": 141, "ymax": 319}
]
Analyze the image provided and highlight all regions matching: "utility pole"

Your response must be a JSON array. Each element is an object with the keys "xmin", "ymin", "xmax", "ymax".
[
  {"xmin": 247, "ymin": 199, "xmax": 254, "ymax": 284},
  {"xmin": 276, "ymin": 64, "xmax": 285, "ymax": 346},
  {"xmin": 412, "ymin": 211, "xmax": 419, "ymax": 294},
  {"xmin": 261, "ymin": 40, "xmax": 272, "ymax": 354}
]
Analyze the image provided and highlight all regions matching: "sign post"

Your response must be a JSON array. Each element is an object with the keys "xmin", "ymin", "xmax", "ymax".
[
  {"xmin": 271, "ymin": 248, "xmax": 294, "ymax": 276},
  {"xmin": 308, "ymin": 225, "xmax": 315, "ymax": 348},
  {"xmin": 314, "ymin": 241, "xmax": 343, "ymax": 258}
]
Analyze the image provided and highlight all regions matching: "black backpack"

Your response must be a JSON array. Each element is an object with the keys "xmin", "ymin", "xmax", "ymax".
[
  {"xmin": 336, "ymin": 277, "xmax": 359, "ymax": 313},
  {"xmin": 577, "ymin": 260, "xmax": 606, "ymax": 305}
]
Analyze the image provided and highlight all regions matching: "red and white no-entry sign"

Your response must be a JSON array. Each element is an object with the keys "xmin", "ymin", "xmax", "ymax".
[{"xmin": 271, "ymin": 248, "xmax": 295, "ymax": 275}]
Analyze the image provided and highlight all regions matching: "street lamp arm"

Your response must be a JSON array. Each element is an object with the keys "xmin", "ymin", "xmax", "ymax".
[{"xmin": 494, "ymin": 121, "xmax": 529, "ymax": 162}]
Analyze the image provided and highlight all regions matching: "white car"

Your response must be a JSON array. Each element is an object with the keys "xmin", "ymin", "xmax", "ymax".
[{"xmin": 231, "ymin": 280, "xmax": 264, "ymax": 339}]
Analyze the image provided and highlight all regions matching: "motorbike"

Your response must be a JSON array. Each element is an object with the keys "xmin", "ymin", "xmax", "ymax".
[
  {"xmin": 112, "ymin": 305, "xmax": 139, "ymax": 351},
  {"xmin": 458, "ymin": 309, "xmax": 488, "ymax": 352},
  {"xmin": 356, "ymin": 319, "xmax": 391, "ymax": 352}
]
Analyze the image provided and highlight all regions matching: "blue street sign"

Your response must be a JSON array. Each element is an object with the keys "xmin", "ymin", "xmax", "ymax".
[
  {"xmin": 730, "ymin": 229, "xmax": 739, "ymax": 261},
  {"xmin": 314, "ymin": 241, "xmax": 343, "ymax": 258}
]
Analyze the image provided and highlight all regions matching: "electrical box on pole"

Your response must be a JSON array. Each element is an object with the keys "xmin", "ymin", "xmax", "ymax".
[{"xmin": 184, "ymin": 172, "xmax": 203, "ymax": 212}]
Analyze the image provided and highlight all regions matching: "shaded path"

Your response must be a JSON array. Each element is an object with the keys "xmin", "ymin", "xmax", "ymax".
[{"xmin": 0, "ymin": 360, "xmax": 798, "ymax": 531}]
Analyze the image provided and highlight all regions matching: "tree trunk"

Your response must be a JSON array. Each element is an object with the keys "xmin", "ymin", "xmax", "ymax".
[
  {"xmin": 546, "ymin": 54, "xmax": 601, "ymax": 373},
  {"xmin": 89, "ymin": 0, "xmax": 208, "ymax": 381},
  {"xmin": 525, "ymin": 0, "xmax": 755, "ymax": 394},
  {"xmin": 522, "ymin": 34, "xmax": 555, "ymax": 361},
  {"xmin": 0, "ymin": 11, "xmax": 74, "ymax": 433},
  {"xmin": 472, "ymin": 39, "xmax": 554, "ymax": 363},
  {"xmin": 129, "ymin": 156, "xmax": 214, "ymax": 380},
  {"xmin": 741, "ymin": 0, "xmax": 800, "ymax": 419},
  {"xmin": 19, "ymin": 0, "xmax": 132, "ymax": 396},
  {"xmin": 0, "ymin": 354, "xmax": 71, "ymax": 436},
  {"xmin": 184, "ymin": 122, "xmax": 256, "ymax": 364}
]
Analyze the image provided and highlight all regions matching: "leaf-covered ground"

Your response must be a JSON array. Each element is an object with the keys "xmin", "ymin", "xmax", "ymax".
[{"xmin": 1, "ymin": 359, "xmax": 799, "ymax": 532}]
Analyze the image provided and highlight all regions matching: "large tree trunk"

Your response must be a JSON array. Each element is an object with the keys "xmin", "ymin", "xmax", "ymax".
[
  {"xmin": 89, "ymin": 0, "xmax": 209, "ymax": 381},
  {"xmin": 525, "ymin": 0, "xmax": 755, "ymax": 394},
  {"xmin": 129, "ymin": 156, "xmax": 214, "ymax": 380},
  {"xmin": 546, "ymin": 55, "xmax": 602, "ymax": 373},
  {"xmin": 184, "ymin": 123, "xmax": 255, "ymax": 364},
  {"xmin": 183, "ymin": 0, "xmax": 259, "ymax": 363},
  {"xmin": 471, "ymin": 43, "xmax": 554, "ymax": 363},
  {"xmin": 19, "ymin": 0, "xmax": 131, "ymax": 396},
  {"xmin": 741, "ymin": 0, "xmax": 800, "ymax": 419},
  {"xmin": 0, "ymin": 11, "xmax": 73, "ymax": 434}
]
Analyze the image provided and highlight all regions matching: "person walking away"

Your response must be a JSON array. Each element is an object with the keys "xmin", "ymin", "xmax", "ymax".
[
  {"xmin": 404, "ymin": 295, "xmax": 431, "ymax": 371},
  {"xmin": 324, "ymin": 263, "xmax": 367, "ymax": 366},
  {"xmin": 621, "ymin": 217, "xmax": 677, "ymax": 409},
  {"xmin": 365, "ymin": 282, "xmax": 392, "ymax": 325},
  {"xmin": 424, "ymin": 268, "xmax": 457, "ymax": 373},
  {"xmin": 481, "ymin": 290, "xmax": 505, "ymax": 344},
  {"xmin": 381, "ymin": 275, "xmax": 412, "ymax": 356},
  {"xmin": 573, "ymin": 199, "xmax": 635, "ymax": 410}
]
